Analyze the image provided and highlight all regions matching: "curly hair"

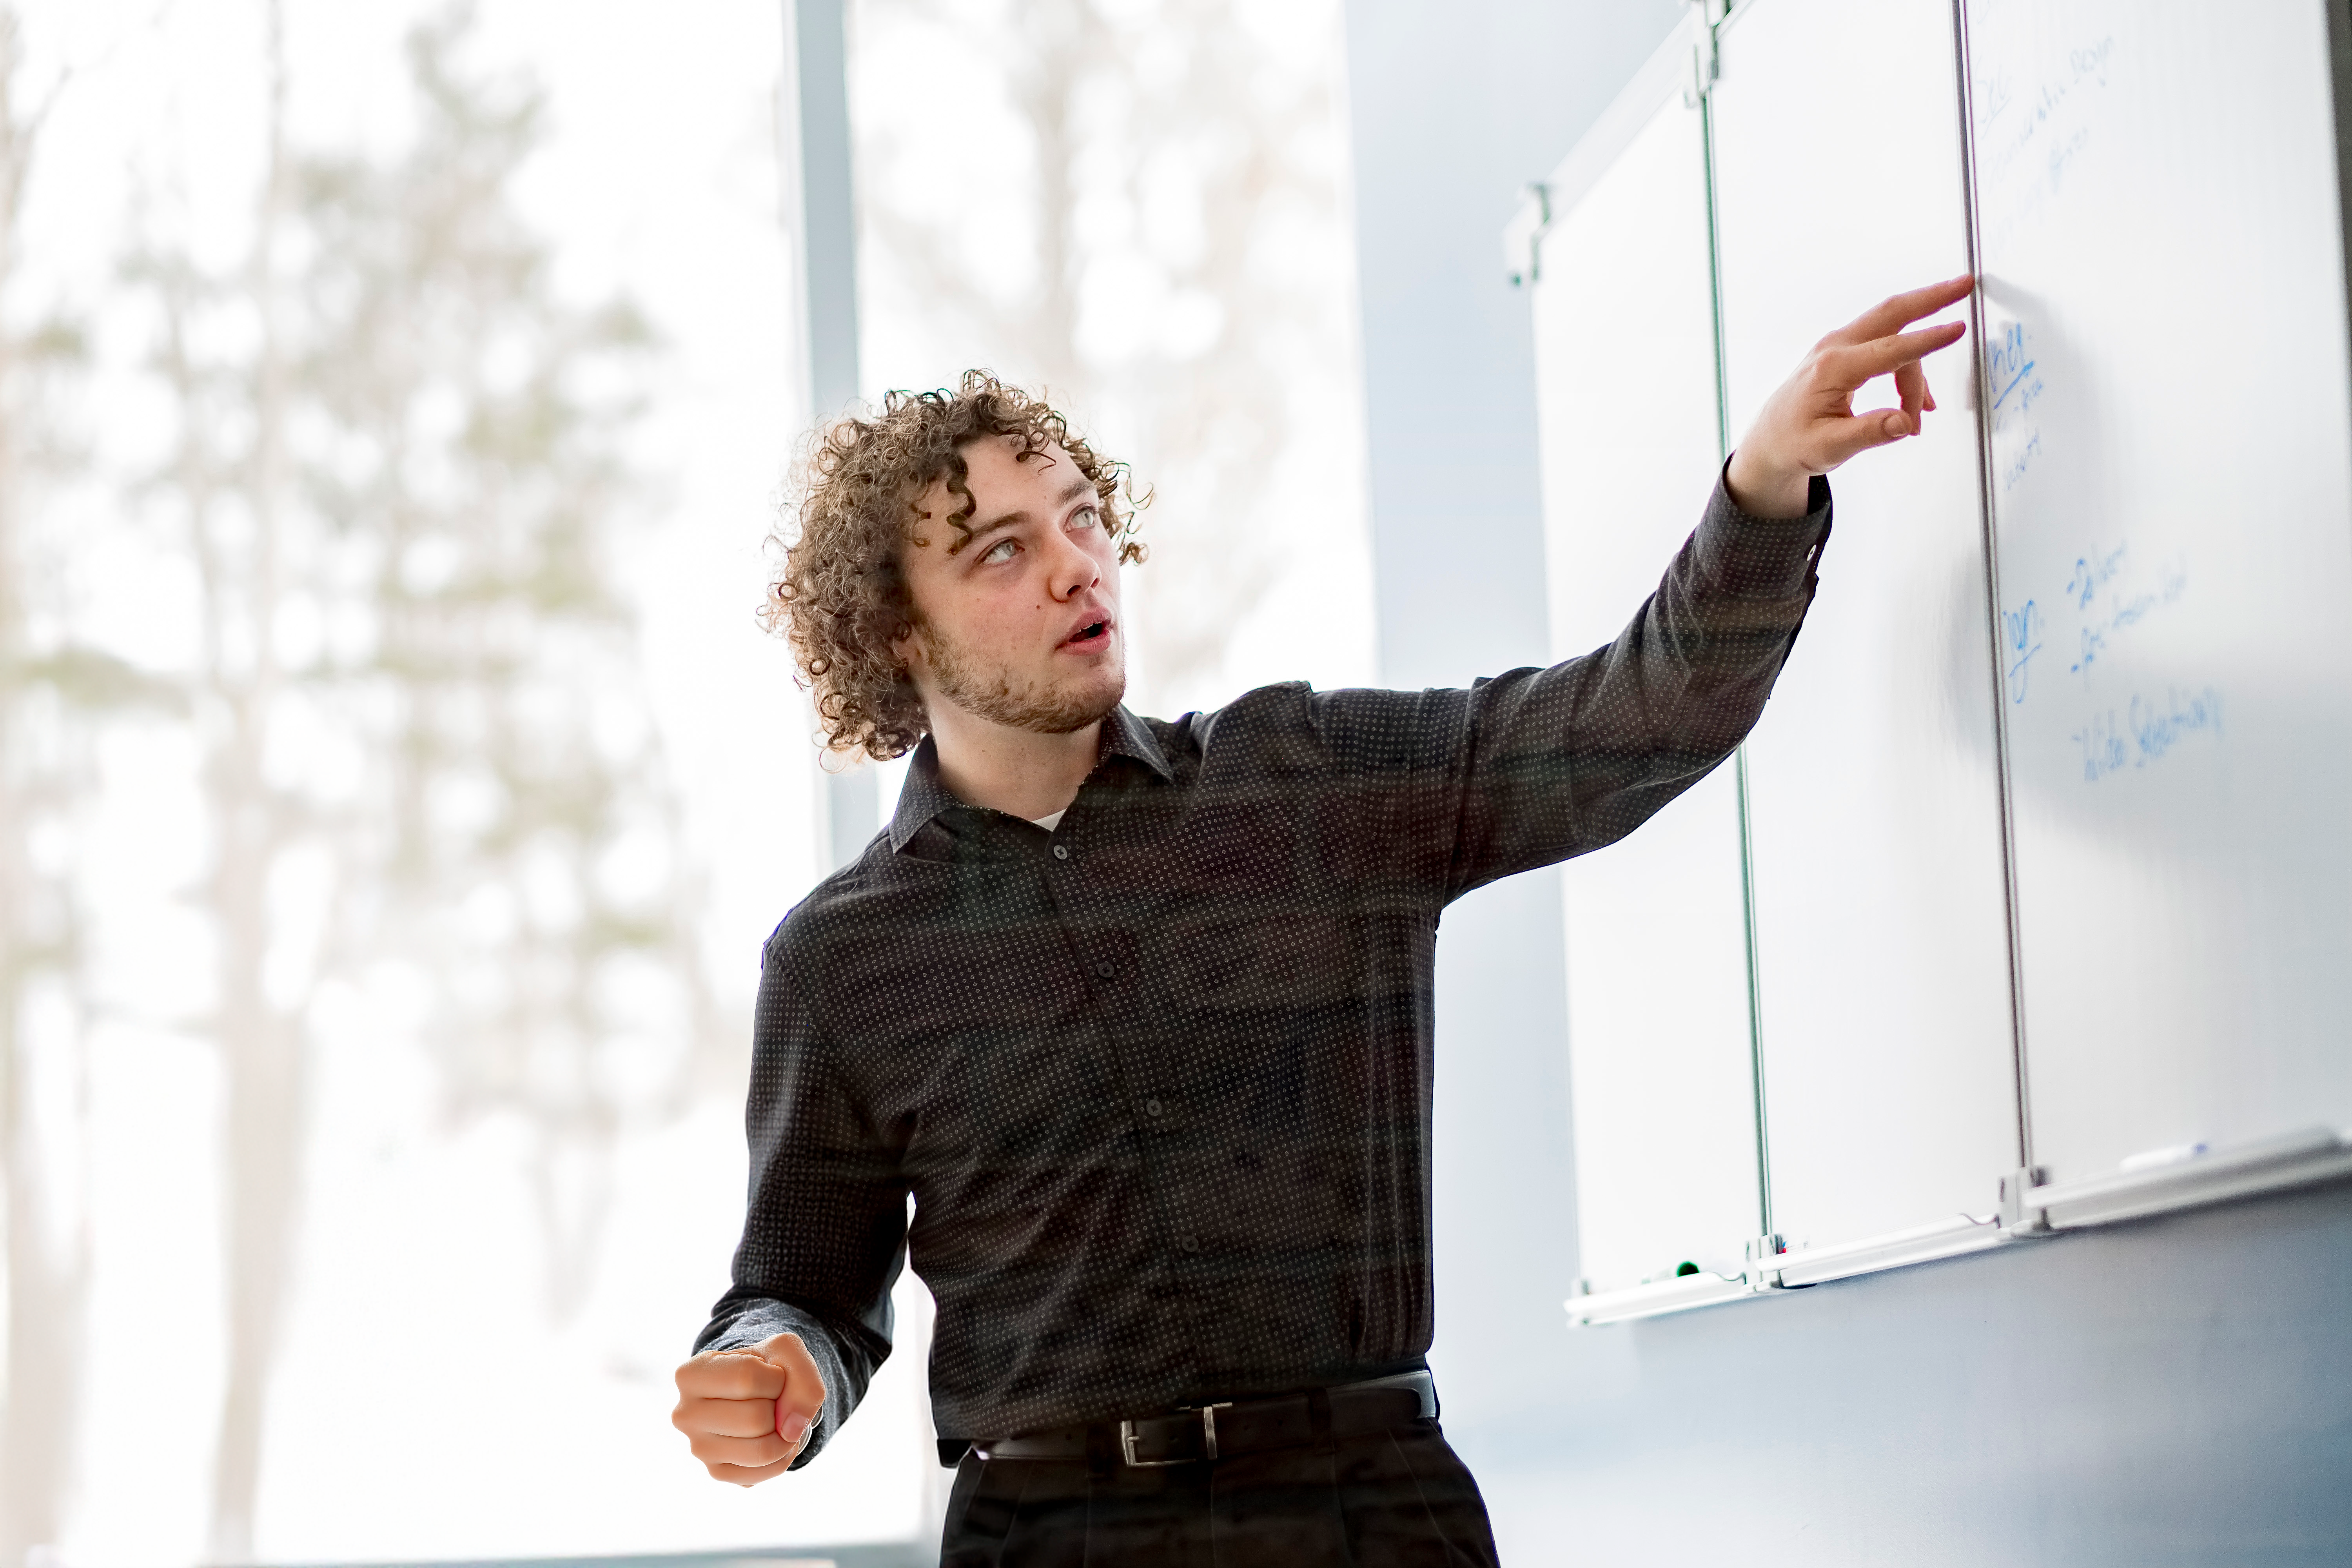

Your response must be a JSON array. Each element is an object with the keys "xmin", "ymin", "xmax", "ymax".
[{"xmin": 764, "ymin": 370, "xmax": 1147, "ymax": 760}]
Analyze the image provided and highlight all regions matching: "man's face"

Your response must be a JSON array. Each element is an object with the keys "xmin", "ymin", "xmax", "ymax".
[{"xmin": 894, "ymin": 435, "xmax": 1125, "ymax": 735}]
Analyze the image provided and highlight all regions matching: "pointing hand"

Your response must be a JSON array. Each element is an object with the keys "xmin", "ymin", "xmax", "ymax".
[{"xmin": 1725, "ymin": 274, "xmax": 1974, "ymax": 518}]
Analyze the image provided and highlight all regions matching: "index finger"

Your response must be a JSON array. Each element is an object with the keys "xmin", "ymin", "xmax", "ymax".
[
  {"xmin": 1818, "ymin": 321, "xmax": 1968, "ymax": 388},
  {"xmin": 677, "ymin": 1349, "xmax": 788, "ymax": 1401},
  {"xmin": 1823, "ymin": 274, "xmax": 1975, "ymax": 346}
]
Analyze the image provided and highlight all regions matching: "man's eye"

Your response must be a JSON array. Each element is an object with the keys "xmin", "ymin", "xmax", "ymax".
[
  {"xmin": 1070, "ymin": 506, "xmax": 1100, "ymax": 532},
  {"xmin": 981, "ymin": 539, "xmax": 1018, "ymax": 564}
]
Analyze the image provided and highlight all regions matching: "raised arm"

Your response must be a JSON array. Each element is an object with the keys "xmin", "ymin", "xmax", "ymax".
[
  {"xmin": 1432, "ymin": 470, "xmax": 1829, "ymax": 896},
  {"xmin": 1337, "ymin": 278, "xmax": 1973, "ymax": 898}
]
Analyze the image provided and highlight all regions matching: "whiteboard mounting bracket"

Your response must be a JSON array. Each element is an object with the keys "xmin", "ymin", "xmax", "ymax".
[
  {"xmin": 1683, "ymin": 0, "xmax": 1727, "ymax": 107},
  {"xmin": 1998, "ymin": 1166, "xmax": 2050, "ymax": 1236},
  {"xmin": 1742, "ymin": 1232, "xmax": 1786, "ymax": 1289},
  {"xmin": 1503, "ymin": 181, "xmax": 1551, "ymax": 287}
]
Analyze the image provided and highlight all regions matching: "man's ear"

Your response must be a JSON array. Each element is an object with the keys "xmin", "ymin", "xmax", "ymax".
[{"xmin": 889, "ymin": 623, "xmax": 928, "ymax": 684}]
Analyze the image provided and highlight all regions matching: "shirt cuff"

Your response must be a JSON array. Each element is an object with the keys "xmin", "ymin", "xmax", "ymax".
[{"xmin": 1692, "ymin": 459, "xmax": 1833, "ymax": 601}]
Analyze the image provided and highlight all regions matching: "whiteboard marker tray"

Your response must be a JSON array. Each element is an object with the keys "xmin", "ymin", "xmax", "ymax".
[
  {"xmin": 1566, "ymin": 1271, "xmax": 1751, "ymax": 1327},
  {"xmin": 2025, "ymin": 1128, "xmax": 2352, "ymax": 1231},
  {"xmin": 1771, "ymin": 1214, "xmax": 2010, "ymax": 1289}
]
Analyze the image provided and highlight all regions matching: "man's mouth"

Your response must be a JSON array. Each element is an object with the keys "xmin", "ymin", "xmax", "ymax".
[{"xmin": 1063, "ymin": 618, "xmax": 1112, "ymax": 648}]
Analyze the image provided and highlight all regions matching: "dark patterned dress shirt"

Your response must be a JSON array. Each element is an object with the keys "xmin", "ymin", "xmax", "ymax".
[{"xmin": 697, "ymin": 474, "xmax": 1833, "ymax": 1465}]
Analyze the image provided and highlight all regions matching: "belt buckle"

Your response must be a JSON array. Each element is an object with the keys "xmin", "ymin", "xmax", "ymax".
[{"xmin": 1119, "ymin": 1403, "xmax": 1231, "ymax": 1467}]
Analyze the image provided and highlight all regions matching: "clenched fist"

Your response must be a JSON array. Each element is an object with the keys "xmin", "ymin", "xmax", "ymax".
[
  {"xmin": 1725, "ymin": 274, "xmax": 1973, "ymax": 519},
  {"xmin": 671, "ymin": 1332, "xmax": 828, "ymax": 1486}
]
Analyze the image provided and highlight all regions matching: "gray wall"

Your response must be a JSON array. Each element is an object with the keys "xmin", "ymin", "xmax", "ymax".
[
  {"xmin": 1339, "ymin": 3, "xmax": 2352, "ymax": 1564},
  {"xmin": 1470, "ymin": 1185, "xmax": 2352, "ymax": 1566},
  {"xmin": 1338, "ymin": 0, "xmax": 1681, "ymax": 1454}
]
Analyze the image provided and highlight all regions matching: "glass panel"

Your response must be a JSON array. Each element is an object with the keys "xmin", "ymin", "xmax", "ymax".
[
  {"xmin": 1532, "ymin": 85, "xmax": 1761, "ymax": 1289},
  {"xmin": 1966, "ymin": 0, "xmax": 2352, "ymax": 1181},
  {"xmin": 1712, "ymin": 0, "xmax": 2020, "ymax": 1251}
]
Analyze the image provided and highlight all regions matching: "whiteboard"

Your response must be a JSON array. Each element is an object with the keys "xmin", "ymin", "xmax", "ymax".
[
  {"xmin": 1965, "ymin": 0, "xmax": 2352, "ymax": 1182},
  {"xmin": 1712, "ymin": 0, "xmax": 2021, "ymax": 1253},
  {"xmin": 1532, "ymin": 62, "xmax": 1763, "ymax": 1291}
]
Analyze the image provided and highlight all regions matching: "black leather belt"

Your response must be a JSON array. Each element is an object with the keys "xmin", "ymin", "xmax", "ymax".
[{"xmin": 971, "ymin": 1370, "xmax": 1437, "ymax": 1468}]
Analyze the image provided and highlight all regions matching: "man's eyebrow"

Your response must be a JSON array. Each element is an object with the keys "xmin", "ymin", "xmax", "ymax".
[{"xmin": 966, "ymin": 477, "xmax": 1098, "ymax": 544}]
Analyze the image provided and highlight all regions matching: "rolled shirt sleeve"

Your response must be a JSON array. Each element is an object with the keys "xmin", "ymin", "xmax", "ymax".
[{"xmin": 694, "ymin": 921, "xmax": 908, "ymax": 1468}]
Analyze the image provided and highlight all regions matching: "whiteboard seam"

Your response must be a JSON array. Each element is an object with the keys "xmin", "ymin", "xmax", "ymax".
[
  {"xmin": 2330, "ymin": 0, "xmax": 2352, "ymax": 357},
  {"xmin": 1951, "ymin": 0, "xmax": 2035, "ymax": 1181},
  {"xmin": 1695, "ymin": 36, "xmax": 1772, "ymax": 1243}
]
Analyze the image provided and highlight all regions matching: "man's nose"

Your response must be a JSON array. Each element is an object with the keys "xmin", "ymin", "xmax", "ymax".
[{"xmin": 1045, "ymin": 530, "xmax": 1098, "ymax": 601}]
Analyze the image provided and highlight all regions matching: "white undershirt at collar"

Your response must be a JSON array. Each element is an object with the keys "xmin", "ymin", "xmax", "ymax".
[{"xmin": 1029, "ymin": 808, "xmax": 1067, "ymax": 833}]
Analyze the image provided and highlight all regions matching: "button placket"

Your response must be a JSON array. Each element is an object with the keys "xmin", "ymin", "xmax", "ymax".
[{"xmin": 1033, "ymin": 844, "xmax": 1211, "ymax": 1368}]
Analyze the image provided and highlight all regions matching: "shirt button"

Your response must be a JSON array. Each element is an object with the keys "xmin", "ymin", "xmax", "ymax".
[
  {"xmin": 1093, "ymin": 960, "xmax": 1117, "ymax": 979},
  {"xmin": 1052, "ymin": 844, "xmax": 1070, "ymax": 861},
  {"xmin": 1143, "ymin": 1098, "xmax": 1164, "ymax": 1118},
  {"xmin": 1177, "ymin": 1234, "xmax": 1200, "ymax": 1254}
]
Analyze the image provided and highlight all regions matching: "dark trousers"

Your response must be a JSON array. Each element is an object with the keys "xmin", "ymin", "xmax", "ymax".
[{"xmin": 938, "ymin": 1419, "xmax": 1501, "ymax": 1567}]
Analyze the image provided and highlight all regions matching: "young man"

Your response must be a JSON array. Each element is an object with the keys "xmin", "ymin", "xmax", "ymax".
[{"xmin": 673, "ymin": 277, "xmax": 1973, "ymax": 1564}]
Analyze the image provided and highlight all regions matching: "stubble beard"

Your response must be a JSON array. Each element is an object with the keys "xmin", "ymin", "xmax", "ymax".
[{"xmin": 920, "ymin": 621, "xmax": 1125, "ymax": 735}]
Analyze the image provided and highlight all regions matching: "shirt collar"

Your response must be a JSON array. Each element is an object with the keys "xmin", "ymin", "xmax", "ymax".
[{"xmin": 886, "ymin": 705, "xmax": 1172, "ymax": 852}]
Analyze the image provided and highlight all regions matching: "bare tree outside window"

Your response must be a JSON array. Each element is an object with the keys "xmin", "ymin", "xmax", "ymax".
[
  {"xmin": 850, "ymin": 0, "xmax": 1372, "ymax": 719},
  {"xmin": 115, "ymin": 2, "xmax": 720, "ymax": 1552},
  {"xmin": 0, "ymin": 7, "xmax": 97, "ymax": 1558},
  {"xmin": 0, "ymin": 7, "xmax": 201, "ymax": 1554}
]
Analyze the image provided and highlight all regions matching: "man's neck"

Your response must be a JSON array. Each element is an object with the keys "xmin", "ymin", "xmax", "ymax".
[{"xmin": 927, "ymin": 707, "xmax": 1106, "ymax": 822}]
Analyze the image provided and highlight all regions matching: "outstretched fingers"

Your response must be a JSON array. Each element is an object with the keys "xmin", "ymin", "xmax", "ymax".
[
  {"xmin": 1820, "ymin": 321, "xmax": 1968, "ymax": 394},
  {"xmin": 1826, "ymin": 273, "xmax": 1975, "ymax": 345}
]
